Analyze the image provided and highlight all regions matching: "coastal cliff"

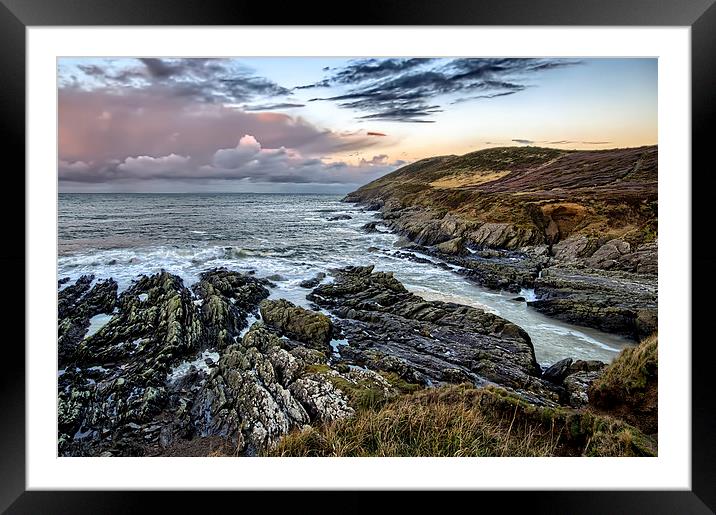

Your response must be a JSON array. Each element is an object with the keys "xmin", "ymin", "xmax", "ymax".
[{"xmin": 344, "ymin": 145, "xmax": 658, "ymax": 339}]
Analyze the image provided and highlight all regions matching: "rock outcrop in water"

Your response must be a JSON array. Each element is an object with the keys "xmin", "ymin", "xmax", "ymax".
[
  {"xmin": 192, "ymin": 268, "xmax": 271, "ymax": 348},
  {"xmin": 529, "ymin": 266, "xmax": 657, "ymax": 339},
  {"xmin": 58, "ymin": 269, "xmax": 275, "ymax": 456},
  {"xmin": 58, "ymin": 275, "xmax": 118, "ymax": 364},
  {"xmin": 307, "ymin": 265, "xmax": 569, "ymax": 406},
  {"xmin": 343, "ymin": 145, "xmax": 658, "ymax": 339}
]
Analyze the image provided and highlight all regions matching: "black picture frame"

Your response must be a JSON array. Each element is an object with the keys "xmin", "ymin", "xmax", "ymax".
[{"xmin": 1, "ymin": 0, "xmax": 714, "ymax": 512}]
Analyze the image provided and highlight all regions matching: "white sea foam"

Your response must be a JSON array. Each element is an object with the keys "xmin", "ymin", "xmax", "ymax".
[
  {"xmin": 239, "ymin": 314, "xmax": 259, "ymax": 338},
  {"xmin": 85, "ymin": 313, "xmax": 112, "ymax": 338},
  {"xmin": 167, "ymin": 350, "xmax": 220, "ymax": 383}
]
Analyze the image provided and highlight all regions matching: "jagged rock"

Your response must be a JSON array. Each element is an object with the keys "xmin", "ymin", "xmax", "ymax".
[
  {"xmin": 361, "ymin": 221, "xmax": 380, "ymax": 233},
  {"xmin": 58, "ymin": 272, "xmax": 212, "ymax": 456},
  {"xmin": 191, "ymin": 325, "xmax": 352, "ymax": 454},
  {"xmin": 563, "ymin": 370, "xmax": 603, "ymax": 408},
  {"xmin": 466, "ymin": 222, "xmax": 538, "ymax": 249},
  {"xmin": 259, "ymin": 299, "xmax": 333, "ymax": 353},
  {"xmin": 529, "ymin": 266, "xmax": 657, "ymax": 339},
  {"xmin": 542, "ymin": 358, "xmax": 573, "ymax": 384},
  {"xmin": 58, "ymin": 270, "xmax": 280, "ymax": 456},
  {"xmin": 58, "ymin": 275, "xmax": 118, "ymax": 365},
  {"xmin": 568, "ymin": 360, "xmax": 606, "ymax": 374},
  {"xmin": 552, "ymin": 236, "xmax": 596, "ymax": 263},
  {"xmin": 75, "ymin": 272, "xmax": 203, "ymax": 367},
  {"xmin": 327, "ymin": 214, "xmax": 352, "ymax": 221},
  {"xmin": 435, "ymin": 237, "xmax": 467, "ymax": 255},
  {"xmin": 307, "ymin": 265, "xmax": 563, "ymax": 405},
  {"xmin": 299, "ymin": 272, "xmax": 326, "ymax": 289},
  {"xmin": 288, "ymin": 376, "xmax": 354, "ymax": 423},
  {"xmin": 192, "ymin": 268, "xmax": 270, "ymax": 348}
]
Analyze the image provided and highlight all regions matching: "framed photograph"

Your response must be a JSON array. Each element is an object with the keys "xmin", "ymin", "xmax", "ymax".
[{"xmin": 2, "ymin": 0, "xmax": 714, "ymax": 511}]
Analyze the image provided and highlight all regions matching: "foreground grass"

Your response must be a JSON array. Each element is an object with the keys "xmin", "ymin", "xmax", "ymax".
[
  {"xmin": 592, "ymin": 333, "xmax": 657, "ymax": 395},
  {"xmin": 265, "ymin": 385, "xmax": 656, "ymax": 457},
  {"xmin": 589, "ymin": 333, "xmax": 658, "ymax": 434}
]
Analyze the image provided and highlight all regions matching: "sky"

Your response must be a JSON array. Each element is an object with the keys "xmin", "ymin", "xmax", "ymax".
[{"xmin": 58, "ymin": 57, "xmax": 657, "ymax": 193}]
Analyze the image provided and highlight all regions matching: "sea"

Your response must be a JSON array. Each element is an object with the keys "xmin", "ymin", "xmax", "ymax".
[{"xmin": 58, "ymin": 192, "xmax": 632, "ymax": 366}]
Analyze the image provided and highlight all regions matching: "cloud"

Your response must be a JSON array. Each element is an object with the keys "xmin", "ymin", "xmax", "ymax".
[
  {"xmin": 305, "ymin": 58, "xmax": 580, "ymax": 122},
  {"xmin": 119, "ymin": 153, "xmax": 193, "ymax": 176},
  {"xmin": 451, "ymin": 90, "xmax": 521, "ymax": 104},
  {"xmin": 211, "ymin": 135, "xmax": 263, "ymax": 168},
  {"xmin": 298, "ymin": 58, "xmax": 433, "ymax": 88},
  {"xmin": 359, "ymin": 154, "xmax": 389, "ymax": 166},
  {"xmin": 59, "ymin": 87, "xmax": 381, "ymax": 166},
  {"xmin": 242, "ymin": 102, "xmax": 305, "ymax": 111},
  {"xmin": 512, "ymin": 139, "xmax": 534, "ymax": 145},
  {"xmin": 67, "ymin": 58, "xmax": 291, "ymax": 105},
  {"xmin": 366, "ymin": 131, "xmax": 387, "ymax": 137},
  {"xmin": 60, "ymin": 135, "xmax": 405, "ymax": 187},
  {"xmin": 547, "ymin": 140, "xmax": 612, "ymax": 145}
]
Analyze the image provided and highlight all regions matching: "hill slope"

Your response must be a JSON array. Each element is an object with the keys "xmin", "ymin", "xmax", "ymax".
[{"xmin": 347, "ymin": 145, "xmax": 657, "ymax": 252}]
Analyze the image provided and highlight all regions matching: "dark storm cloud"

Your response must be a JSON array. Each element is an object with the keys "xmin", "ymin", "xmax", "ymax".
[
  {"xmin": 71, "ymin": 58, "xmax": 291, "ymax": 104},
  {"xmin": 242, "ymin": 102, "xmax": 306, "ymax": 111},
  {"xmin": 139, "ymin": 57, "xmax": 181, "ymax": 78},
  {"xmin": 451, "ymin": 90, "xmax": 522, "ymax": 104},
  {"xmin": 299, "ymin": 58, "xmax": 433, "ymax": 88},
  {"xmin": 305, "ymin": 58, "xmax": 580, "ymax": 122}
]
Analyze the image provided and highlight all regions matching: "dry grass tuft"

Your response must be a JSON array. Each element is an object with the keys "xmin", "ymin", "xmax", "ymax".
[{"xmin": 265, "ymin": 385, "xmax": 656, "ymax": 457}]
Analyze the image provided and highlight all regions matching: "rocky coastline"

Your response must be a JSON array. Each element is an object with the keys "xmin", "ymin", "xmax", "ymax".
[
  {"xmin": 57, "ymin": 146, "xmax": 658, "ymax": 457},
  {"xmin": 58, "ymin": 264, "xmax": 655, "ymax": 457},
  {"xmin": 343, "ymin": 145, "xmax": 658, "ymax": 340}
]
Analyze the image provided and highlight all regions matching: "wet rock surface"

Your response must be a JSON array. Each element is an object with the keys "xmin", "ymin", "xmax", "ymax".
[
  {"xmin": 307, "ymin": 265, "xmax": 566, "ymax": 406},
  {"xmin": 58, "ymin": 270, "xmax": 312, "ymax": 456},
  {"xmin": 529, "ymin": 266, "xmax": 657, "ymax": 339},
  {"xmin": 299, "ymin": 272, "xmax": 326, "ymax": 289},
  {"xmin": 192, "ymin": 268, "xmax": 271, "ymax": 349},
  {"xmin": 57, "ymin": 265, "xmax": 623, "ymax": 456},
  {"xmin": 259, "ymin": 299, "xmax": 333, "ymax": 354},
  {"xmin": 58, "ymin": 274, "xmax": 118, "ymax": 364}
]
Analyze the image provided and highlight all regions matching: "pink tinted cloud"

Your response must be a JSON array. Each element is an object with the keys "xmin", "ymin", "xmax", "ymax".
[{"xmin": 59, "ymin": 88, "xmax": 380, "ymax": 166}]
